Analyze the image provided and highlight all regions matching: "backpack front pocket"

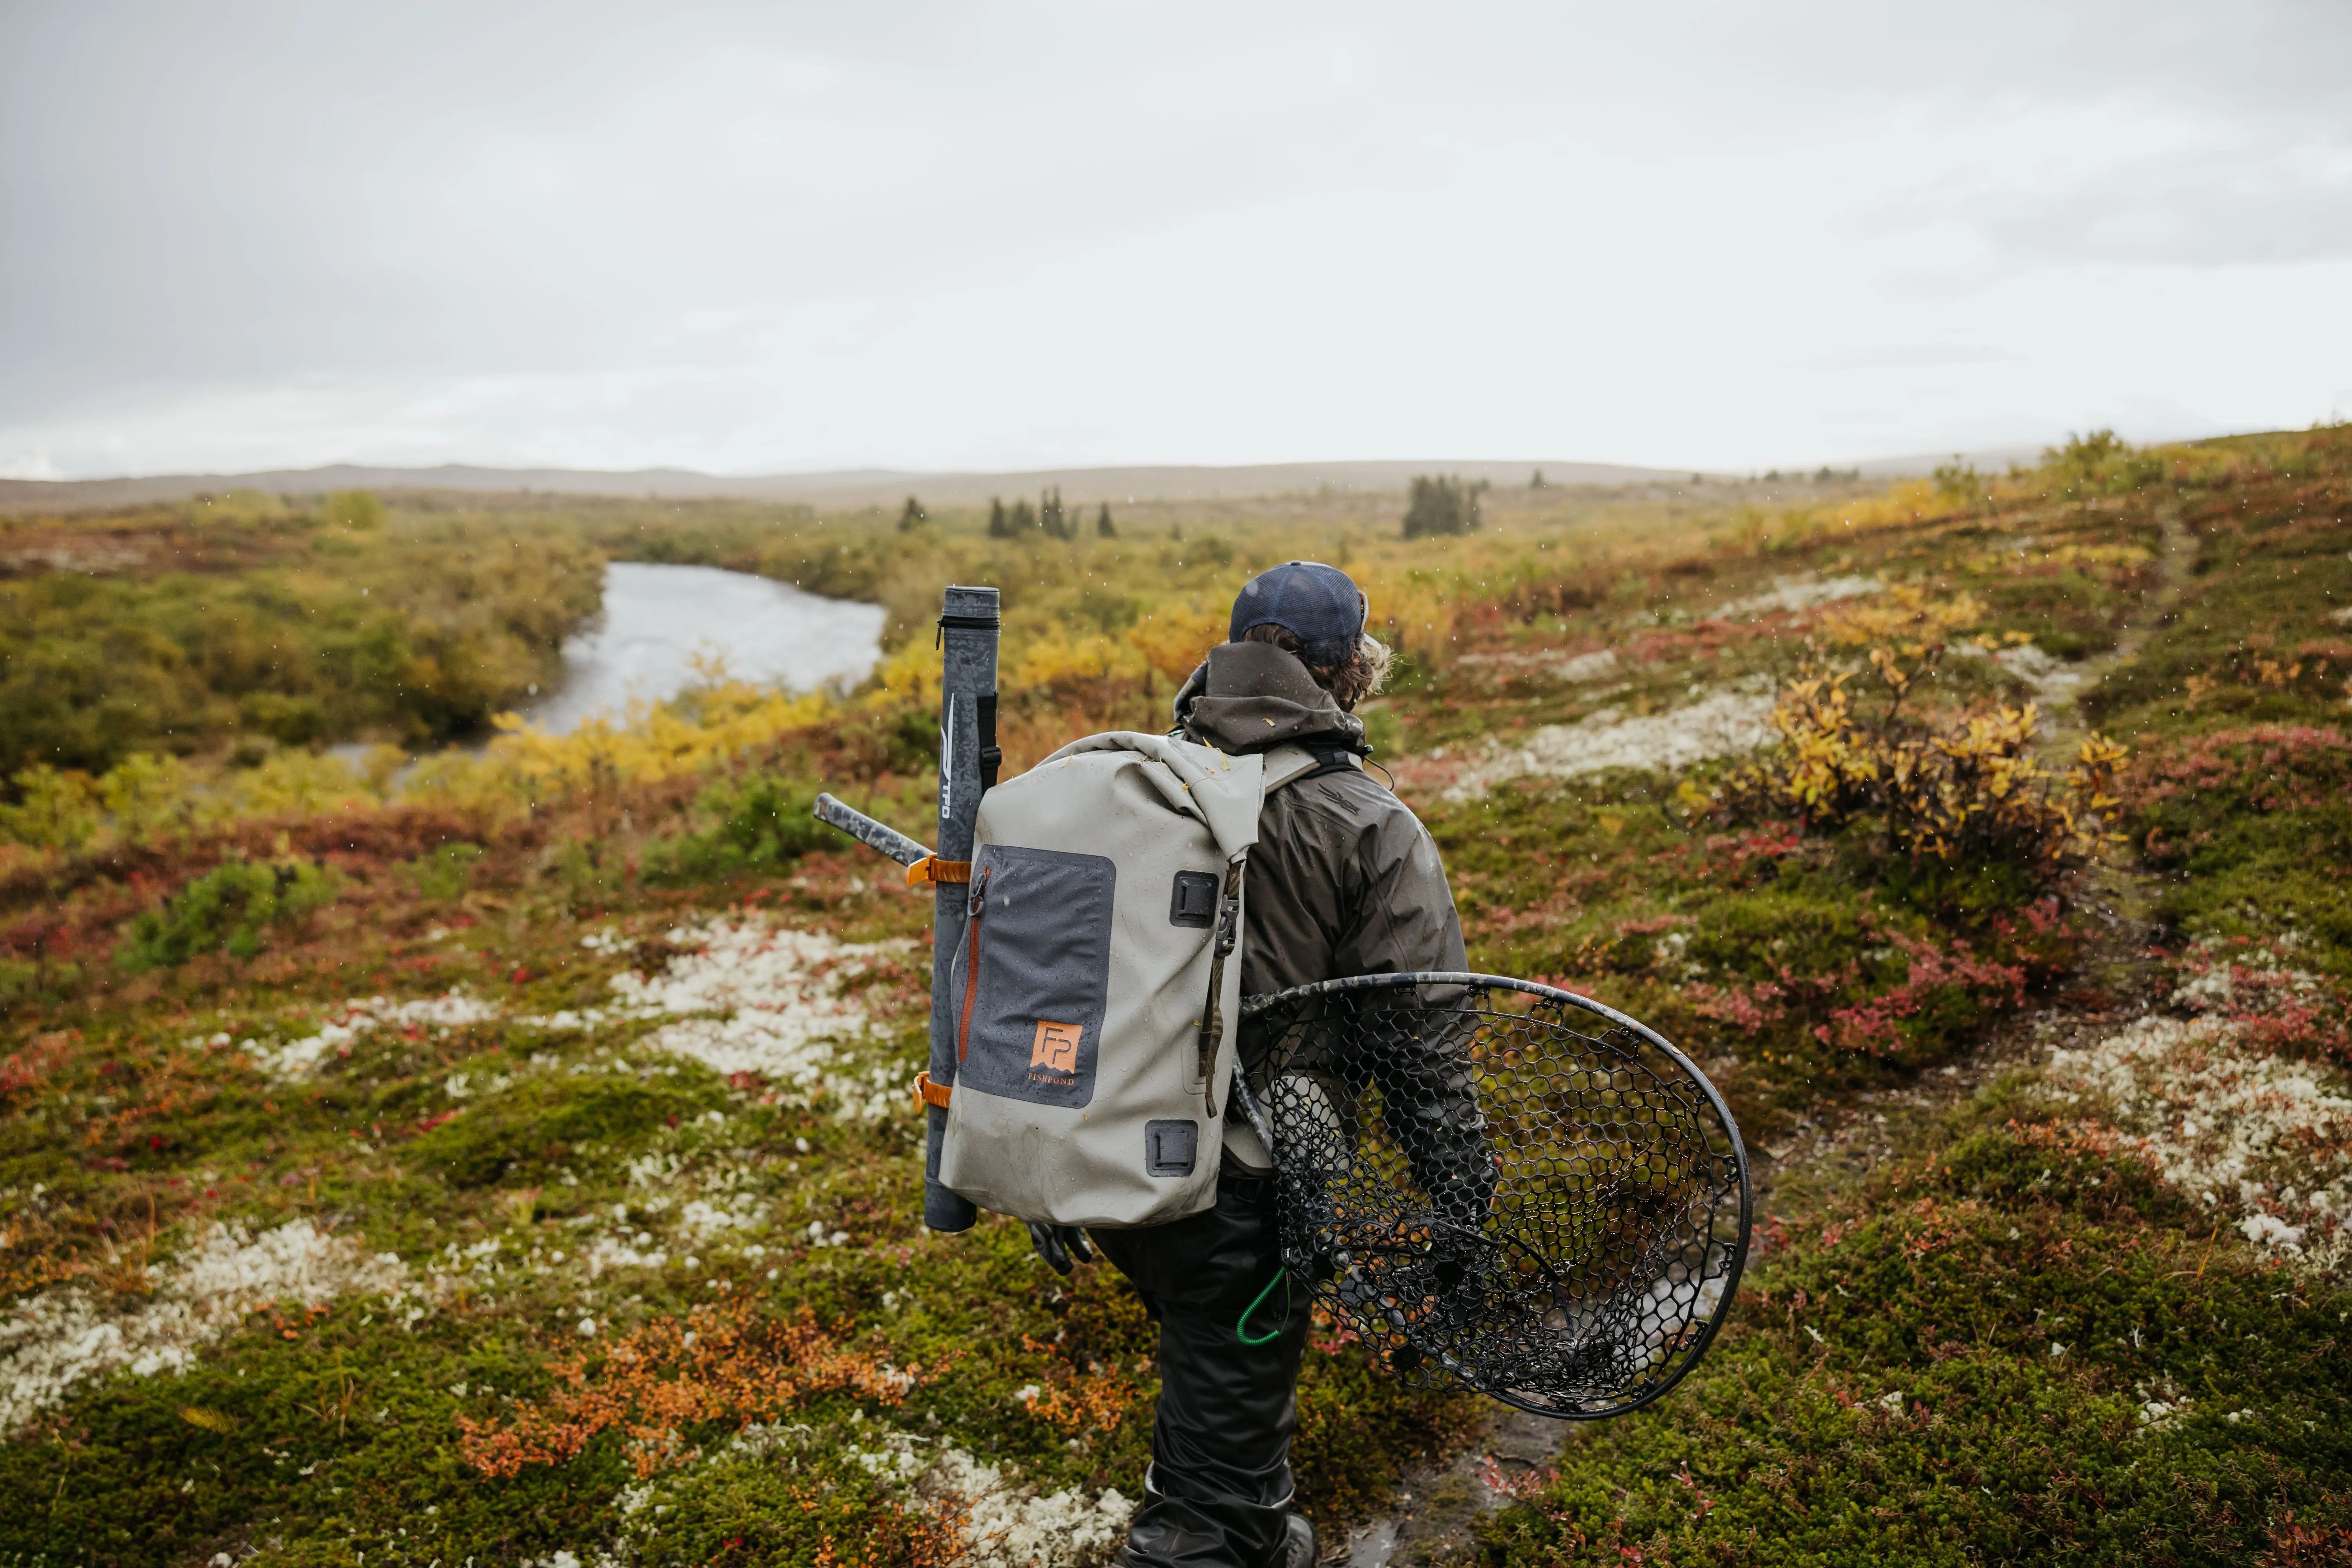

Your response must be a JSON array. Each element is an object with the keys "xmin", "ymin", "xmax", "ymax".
[{"xmin": 951, "ymin": 843, "xmax": 1115, "ymax": 1110}]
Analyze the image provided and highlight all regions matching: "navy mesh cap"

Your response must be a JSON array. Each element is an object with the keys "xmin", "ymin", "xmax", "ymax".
[{"xmin": 1230, "ymin": 561, "xmax": 1368, "ymax": 668}]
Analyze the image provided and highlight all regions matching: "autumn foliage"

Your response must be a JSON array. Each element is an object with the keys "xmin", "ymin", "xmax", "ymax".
[
  {"xmin": 1706, "ymin": 647, "xmax": 2127, "ymax": 883},
  {"xmin": 458, "ymin": 1301, "xmax": 931, "ymax": 1479}
]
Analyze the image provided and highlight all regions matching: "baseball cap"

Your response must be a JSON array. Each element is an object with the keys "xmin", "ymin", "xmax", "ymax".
[{"xmin": 1230, "ymin": 561, "xmax": 1367, "ymax": 668}]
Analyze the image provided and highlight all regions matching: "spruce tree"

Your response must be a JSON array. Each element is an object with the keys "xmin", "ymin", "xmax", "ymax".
[
  {"xmin": 1403, "ymin": 475, "xmax": 1485, "ymax": 539},
  {"xmin": 1096, "ymin": 503, "xmax": 1116, "ymax": 538},
  {"xmin": 898, "ymin": 496, "xmax": 926, "ymax": 532},
  {"xmin": 1041, "ymin": 486, "xmax": 1071, "ymax": 541},
  {"xmin": 987, "ymin": 497, "xmax": 1011, "ymax": 538}
]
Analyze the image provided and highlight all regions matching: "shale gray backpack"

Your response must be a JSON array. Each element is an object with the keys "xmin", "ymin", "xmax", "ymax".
[{"xmin": 926, "ymin": 731, "xmax": 1331, "ymax": 1229}]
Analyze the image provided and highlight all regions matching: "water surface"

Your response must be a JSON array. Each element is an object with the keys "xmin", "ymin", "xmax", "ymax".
[{"xmin": 522, "ymin": 562, "xmax": 888, "ymax": 733}]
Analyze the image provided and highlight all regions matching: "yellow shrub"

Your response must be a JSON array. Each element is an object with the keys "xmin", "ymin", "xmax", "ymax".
[
  {"xmin": 0, "ymin": 767, "xmax": 104, "ymax": 851},
  {"xmin": 1962, "ymin": 542, "xmax": 2152, "ymax": 576},
  {"xmin": 1126, "ymin": 597, "xmax": 1229, "ymax": 690},
  {"xmin": 1815, "ymin": 586, "xmax": 1987, "ymax": 652},
  {"xmin": 1011, "ymin": 627, "xmax": 1147, "ymax": 695},
  {"xmin": 225, "ymin": 750, "xmax": 381, "ymax": 818},
  {"xmin": 1709, "ymin": 650, "xmax": 2125, "ymax": 883},
  {"xmin": 1812, "ymin": 478, "xmax": 1955, "ymax": 535}
]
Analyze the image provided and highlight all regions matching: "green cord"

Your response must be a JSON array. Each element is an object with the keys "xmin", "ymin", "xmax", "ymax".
[{"xmin": 1236, "ymin": 1265, "xmax": 1290, "ymax": 1345}]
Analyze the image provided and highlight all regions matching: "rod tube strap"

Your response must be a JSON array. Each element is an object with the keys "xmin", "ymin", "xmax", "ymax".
[{"xmin": 936, "ymin": 612, "xmax": 1004, "ymax": 646}]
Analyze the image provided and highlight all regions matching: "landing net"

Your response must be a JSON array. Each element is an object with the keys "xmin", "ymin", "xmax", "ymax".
[{"xmin": 1237, "ymin": 973, "xmax": 1749, "ymax": 1419}]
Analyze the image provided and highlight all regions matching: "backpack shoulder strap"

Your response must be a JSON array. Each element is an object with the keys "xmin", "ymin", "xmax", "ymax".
[
  {"xmin": 1259, "ymin": 743, "xmax": 1327, "ymax": 795},
  {"xmin": 1263, "ymin": 742, "xmax": 1366, "ymax": 795}
]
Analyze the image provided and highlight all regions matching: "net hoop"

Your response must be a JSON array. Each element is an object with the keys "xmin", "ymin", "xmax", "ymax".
[{"xmin": 1239, "ymin": 972, "xmax": 1751, "ymax": 1420}]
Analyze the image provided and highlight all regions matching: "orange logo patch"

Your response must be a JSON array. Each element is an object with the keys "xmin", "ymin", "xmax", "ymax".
[{"xmin": 1030, "ymin": 1020, "xmax": 1082, "ymax": 1074}]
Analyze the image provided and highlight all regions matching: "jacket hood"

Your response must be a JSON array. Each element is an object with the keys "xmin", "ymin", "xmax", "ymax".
[{"xmin": 1173, "ymin": 640, "xmax": 1367, "ymax": 755}]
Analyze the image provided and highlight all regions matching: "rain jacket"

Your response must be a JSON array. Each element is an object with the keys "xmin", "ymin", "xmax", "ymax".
[{"xmin": 1171, "ymin": 641, "xmax": 1467, "ymax": 1000}]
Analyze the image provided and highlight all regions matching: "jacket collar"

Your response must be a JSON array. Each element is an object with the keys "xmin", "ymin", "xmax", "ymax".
[{"xmin": 1173, "ymin": 641, "xmax": 1368, "ymax": 756}]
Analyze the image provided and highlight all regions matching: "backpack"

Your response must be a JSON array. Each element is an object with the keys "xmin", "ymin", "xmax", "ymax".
[{"xmin": 924, "ymin": 731, "xmax": 1334, "ymax": 1229}]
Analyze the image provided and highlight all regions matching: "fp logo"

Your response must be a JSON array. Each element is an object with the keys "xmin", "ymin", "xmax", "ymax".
[{"xmin": 1030, "ymin": 1020, "xmax": 1082, "ymax": 1074}]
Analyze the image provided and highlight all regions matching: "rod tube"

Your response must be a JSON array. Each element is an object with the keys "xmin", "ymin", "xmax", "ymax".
[
  {"xmin": 812, "ymin": 792, "xmax": 931, "ymax": 867},
  {"xmin": 926, "ymin": 585, "xmax": 998, "ymax": 1232}
]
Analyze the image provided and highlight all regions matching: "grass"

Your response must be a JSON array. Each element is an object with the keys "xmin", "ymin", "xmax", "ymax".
[{"xmin": 0, "ymin": 426, "xmax": 2348, "ymax": 1564}]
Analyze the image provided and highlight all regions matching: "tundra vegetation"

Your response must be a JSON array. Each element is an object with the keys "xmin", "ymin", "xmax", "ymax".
[{"xmin": 0, "ymin": 428, "xmax": 2347, "ymax": 1565}]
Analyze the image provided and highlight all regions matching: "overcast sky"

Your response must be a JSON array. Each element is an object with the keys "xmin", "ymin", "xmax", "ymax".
[{"xmin": 3, "ymin": 0, "xmax": 2348, "ymax": 480}]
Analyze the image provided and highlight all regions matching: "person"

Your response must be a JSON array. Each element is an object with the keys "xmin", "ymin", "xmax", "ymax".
[{"xmin": 1033, "ymin": 561, "xmax": 1468, "ymax": 1568}]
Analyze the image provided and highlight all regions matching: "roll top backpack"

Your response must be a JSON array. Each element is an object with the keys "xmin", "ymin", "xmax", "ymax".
[{"xmin": 923, "ymin": 731, "xmax": 1330, "ymax": 1229}]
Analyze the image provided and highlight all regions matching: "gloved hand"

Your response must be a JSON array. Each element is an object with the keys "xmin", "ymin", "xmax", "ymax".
[{"xmin": 1028, "ymin": 1221, "xmax": 1096, "ymax": 1276}]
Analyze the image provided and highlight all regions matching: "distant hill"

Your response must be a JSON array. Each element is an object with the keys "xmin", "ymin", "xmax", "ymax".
[
  {"xmin": 1847, "ymin": 444, "xmax": 2047, "ymax": 477},
  {"xmin": 0, "ymin": 457, "xmax": 1703, "ymax": 514},
  {"xmin": 0, "ymin": 446, "xmax": 2082, "ymax": 515}
]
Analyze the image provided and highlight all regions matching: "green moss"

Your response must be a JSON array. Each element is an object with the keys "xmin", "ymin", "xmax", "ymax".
[
  {"xmin": 406, "ymin": 1074, "xmax": 724, "ymax": 1189},
  {"xmin": 1472, "ymin": 1095, "xmax": 2352, "ymax": 1568}
]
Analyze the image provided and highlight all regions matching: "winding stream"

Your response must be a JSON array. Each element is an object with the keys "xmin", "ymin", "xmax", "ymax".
[{"xmin": 520, "ymin": 562, "xmax": 889, "ymax": 734}]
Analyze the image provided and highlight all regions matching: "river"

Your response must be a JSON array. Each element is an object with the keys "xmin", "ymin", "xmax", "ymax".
[{"xmin": 519, "ymin": 562, "xmax": 889, "ymax": 734}]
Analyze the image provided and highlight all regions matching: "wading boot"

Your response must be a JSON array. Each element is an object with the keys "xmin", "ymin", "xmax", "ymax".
[{"xmin": 1283, "ymin": 1511, "xmax": 1318, "ymax": 1568}]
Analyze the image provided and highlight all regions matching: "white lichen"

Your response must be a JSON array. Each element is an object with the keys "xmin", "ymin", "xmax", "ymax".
[
  {"xmin": 611, "ymin": 918, "xmax": 909, "ymax": 1084},
  {"xmin": 1706, "ymin": 575, "xmax": 1882, "ymax": 621},
  {"xmin": 2169, "ymin": 938, "xmax": 2324, "ymax": 1016},
  {"xmin": 2046, "ymin": 1015, "xmax": 2352, "ymax": 1270},
  {"xmin": 1458, "ymin": 647, "xmax": 1621, "ymax": 683},
  {"xmin": 1441, "ymin": 684, "xmax": 1777, "ymax": 801},
  {"xmin": 1990, "ymin": 642, "xmax": 2090, "ymax": 701},
  {"xmin": 250, "ymin": 989, "xmax": 503, "ymax": 1080},
  {"xmin": 924, "ymin": 1443, "xmax": 1134, "ymax": 1568},
  {"xmin": 0, "ymin": 1219, "xmax": 409, "ymax": 1430}
]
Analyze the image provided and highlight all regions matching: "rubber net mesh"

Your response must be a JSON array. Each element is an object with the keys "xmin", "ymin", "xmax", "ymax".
[{"xmin": 1241, "ymin": 976, "xmax": 1747, "ymax": 1418}]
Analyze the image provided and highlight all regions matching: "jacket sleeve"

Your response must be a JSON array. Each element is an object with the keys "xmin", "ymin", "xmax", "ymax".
[{"xmin": 1338, "ymin": 800, "xmax": 1494, "ymax": 1220}]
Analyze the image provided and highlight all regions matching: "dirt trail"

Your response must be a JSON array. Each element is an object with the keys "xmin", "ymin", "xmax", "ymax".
[
  {"xmin": 2037, "ymin": 500, "xmax": 2193, "ymax": 758},
  {"xmin": 2038, "ymin": 499, "xmax": 2193, "ymax": 1004},
  {"xmin": 1332, "ymin": 509, "xmax": 2200, "ymax": 1567}
]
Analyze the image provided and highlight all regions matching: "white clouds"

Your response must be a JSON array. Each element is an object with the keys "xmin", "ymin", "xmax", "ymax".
[{"xmin": 3, "ymin": 1, "xmax": 2348, "ymax": 477}]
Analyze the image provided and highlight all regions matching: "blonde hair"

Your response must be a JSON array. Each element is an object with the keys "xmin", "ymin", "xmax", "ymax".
[{"xmin": 1238, "ymin": 623, "xmax": 1394, "ymax": 711}]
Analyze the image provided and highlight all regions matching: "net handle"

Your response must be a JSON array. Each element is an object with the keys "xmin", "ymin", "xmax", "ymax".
[{"xmin": 1238, "ymin": 970, "xmax": 1755, "ymax": 1420}]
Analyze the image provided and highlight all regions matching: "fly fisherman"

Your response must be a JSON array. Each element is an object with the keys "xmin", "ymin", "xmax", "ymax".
[{"xmin": 1028, "ymin": 561, "xmax": 1470, "ymax": 1568}]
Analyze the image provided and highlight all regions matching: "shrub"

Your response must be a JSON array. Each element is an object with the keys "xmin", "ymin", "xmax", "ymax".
[
  {"xmin": 1703, "ymin": 650, "xmax": 2126, "ymax": 893},
  {"xmin": 321, "ymin": 488, "xmax": 387, "ymax": 532},
  {"xmin": 0, "ymin": 764, "xmax": 103, "ymax": 849},
  {"xmin": 408, "ymin": 842, "xmax": 484, "ymax": 901},
  {"xmin": 115, "ymin": 858, "xmax": 337, "ymax": 969},
  {"xmin": 1931, "ymin": 456, "xmax": 1985, "ymax": 503},
  {"xmin": 641, "ymin": 773, "xmax": 833, "ymax": 884}
]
